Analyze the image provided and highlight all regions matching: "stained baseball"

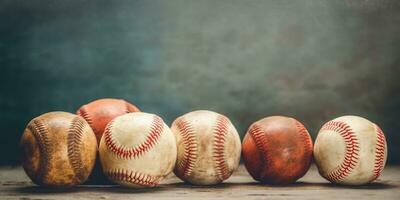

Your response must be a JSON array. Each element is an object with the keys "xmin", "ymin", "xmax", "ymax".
[
  {"xmin": 77, "ymin": 98, "xmax": 140, "ymax": 144},
  {"xmin": 99, "ymin": 112, "xmax": 177, "ymax": 188},
  {"xmin": 20, "ymin": 111, "xmax": 97, "ymax": 186},
  {"xmin": 242, "ymin": 116, "xmax": 313, "ymax": 184},
  {"xmin": 171, "ymin": 110, "xmax": 241, "ymax": 185},
  {"xmin": 314, "ymin": 115, "xmax": 387, "ymax": 185}
]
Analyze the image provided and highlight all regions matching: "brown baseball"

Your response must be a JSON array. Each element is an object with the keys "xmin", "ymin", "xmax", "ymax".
[
  {"xmin": 20, "ymin": 111, "xmax": 97, "ymax": 186},
  {"xmin": 242, "ymin": 116, "xmax": 313, "ymax": 184},
  {"xmin": 76, "ymin": 98, "xmax": 140, "ymax": 144}
]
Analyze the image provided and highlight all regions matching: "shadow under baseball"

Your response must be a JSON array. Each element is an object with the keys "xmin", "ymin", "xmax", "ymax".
[
  {"xmin": 9, "ymin": 180, "xmax": 395, "ymax": 195},
  {"xmin": 12, "ymin": 184, "xmax": 170, "ymax": 194},
  {"xmin": 322, "ymin": 181, "xmax": 397, "ymax": 190}
]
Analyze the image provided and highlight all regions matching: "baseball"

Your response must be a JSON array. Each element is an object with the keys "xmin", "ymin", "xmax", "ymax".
[
  {"xmin": 77, "ymin": 98, "xmax": 140, "ymax": 144},
  {"xmin": 171, "ymin": 110, "xmax": 241, "ymax": 185},
  {"xmin": 77, "ymin": 98, "xmax": 140, "ymax": 184},
  {"xmin": 242, "ymin": 116, "xmax": 313, "ymax": 184},
  {"xmin": 20, "ymin": 111, "xmax": 97, "ymax": 186},
  {"xmin": 314, "ymin": 115, "xmax": 387, "ymax": 185},
  {"xmin": 99, "ymin": 112, "xmax": 177, "ymax": 188}
]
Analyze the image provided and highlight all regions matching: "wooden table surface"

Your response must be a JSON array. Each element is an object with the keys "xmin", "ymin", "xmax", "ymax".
[{"xmin": 0, "ymin": 165, "xmax": 399, "ymax": 200}]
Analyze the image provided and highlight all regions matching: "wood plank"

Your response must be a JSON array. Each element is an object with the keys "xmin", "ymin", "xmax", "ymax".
[{"xmin": 1, "ymin": 165, "xmax": 399, "ymax": 200}]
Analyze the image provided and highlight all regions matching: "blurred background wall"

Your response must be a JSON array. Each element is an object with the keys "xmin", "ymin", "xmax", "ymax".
[{"xmin": 0, "ymin": 0, "xmax": 399, "ymax": 165}]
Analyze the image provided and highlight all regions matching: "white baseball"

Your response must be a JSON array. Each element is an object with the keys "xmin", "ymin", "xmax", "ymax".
[
  {"xmin": 99, "ymin": 112, "xmax": 177, "ymax": 188},
  {"xmin": 171, "ymin": 110, "xmax": 241, "ymax": 185},
  {"xmin": 314, "ymin": 115, "xmax": 387, "ymax": 185}
]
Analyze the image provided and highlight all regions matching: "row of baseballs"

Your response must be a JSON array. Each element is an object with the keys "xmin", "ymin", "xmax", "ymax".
[{"xmin": 20, "ymin": 98, "xmax": 387, "ymax": 188}]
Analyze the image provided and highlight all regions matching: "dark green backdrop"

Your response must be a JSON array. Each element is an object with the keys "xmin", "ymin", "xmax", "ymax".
[{"xmin": 1, "ymin": 0, "xmax": 399, "ymax": 165}]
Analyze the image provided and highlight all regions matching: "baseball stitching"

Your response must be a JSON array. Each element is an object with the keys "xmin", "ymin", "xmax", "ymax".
[
  {"xmin": 67, "ymin": 117, "xmax": 87, "ymax": 182},
  {"xmin": 105, "ymin": 168, "xmax": 161, "ymax": 187},
  {"xmin": 213, "ymin": 115, "xmax": 230, "ymax": 180},
  {"xmin": 104, "ymin": 115, "xmax": 164, "ymax": 159},
  {"xmin": 372, "ymin": 124, "xmax": 386, "ymax": 180},
  {"xmin": 320, "ymin": 120, "xmax": 360, "ymax": 182},
  {"xmin": 294, "ymin": 119, "xmax": 313, "ymax": 160},
  {"xmin": 248, "ymin": 124, "xmax": 269, "ymax": 179},
  {"xmin": 174, "ymin": 118, "xmax": 197, "ymax": 178},
  {"xmin": 77, "ymin": 106, "xmax": 93, "ymax": 128},
  {"xmin": 27, "ymin": 119, "xmax": 51, "ymax": 183}
]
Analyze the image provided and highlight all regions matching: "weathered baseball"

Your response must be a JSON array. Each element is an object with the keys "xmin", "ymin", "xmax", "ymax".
[
  {"xmin": 314, "ymin": 115, "xmax": 387, "ymax": 185},
  {"xmin": 77, "ymin": 98, "xmax": 140, "ymax": 144},
  {"xmin": 20, "ymin": 111, "xmax": 97, "ymax": 186},
  {"xmin": 171, "ymin": 110, "xmax": 241, "ymax": 185},
  {"xmin": 99, "ymin": 112, "xmax": 177, "ymax": 188},
  {"xmin": 242, "ymin": 116, "xmax": 313, "ymax": 184}
]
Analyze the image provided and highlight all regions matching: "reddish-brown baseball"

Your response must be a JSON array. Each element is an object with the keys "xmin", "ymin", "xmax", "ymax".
[
  {"xmin": 76, "ymin": 98, "xmax": 140, "ymax": 144},
  {"xmin": 242, "ymin": 116, "xmax": 313, "ymax": 184}
]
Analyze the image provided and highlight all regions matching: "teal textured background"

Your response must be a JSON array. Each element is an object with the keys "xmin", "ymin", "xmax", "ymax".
[{"xmin": 1, "ymin": 0, "xmax": 399, "ymax": 165}]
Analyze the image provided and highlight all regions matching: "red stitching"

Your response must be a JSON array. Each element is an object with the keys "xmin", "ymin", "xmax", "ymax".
[
  {"xmin": 372, "ymin": 124, "xmax": 386, "ymax": 180},
  {"xmin": 105, "ymin": 168, "xmax": 161, "ymax": 187},
  {"xmin": 213, "ymin": 115, "xmax": 230, "ymax": 180},
  {"xmin": 67, "ymin": 117, "xmax": 86, "ymax": 182},
  {"xmin": 77, "ymin": 105, "xmax": 93, "ymax": 127},
  {"xmin": 248, "ymin": 124, "xmax": 269, "ymax": 177},
  {"xmin": 320, "ymin": 120, "xmax": 359, "ymax": 182},
  {"xmin": 27, "ymin": 119, "xmax": 51, "ymax": 183},
  {"xmin": 104, "ymin": 115, "xmax": 164, "ymax": 159},
  {"xmin": 173, "ymin": 118, "xmax": 197, "ymax": 178},
  {"xmin": 294, "ymin": 119, "xmax": 313, "ymax": 159}
]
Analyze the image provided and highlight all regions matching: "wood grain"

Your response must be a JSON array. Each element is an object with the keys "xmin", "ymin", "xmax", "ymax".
[{"xmin": 0, "ymin": 165, "xmax": 399, "ymax": 199}]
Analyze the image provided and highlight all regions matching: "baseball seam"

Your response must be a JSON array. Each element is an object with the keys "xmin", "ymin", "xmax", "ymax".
[
  {"xmin": 174, "ymin": 118, "xmax": 197, "ymax": 178},
  {"xmin": 248, "ymin": 124, "xmax": 269, "ymax": 179},
  {"xmin": 320, "ymin": 120, "xmax": 360, "ymax": 182},
  {"xmin": 105, "ymin": 168, "xmax": 161, "ymax": 187},
  {"xmin": 104, "ymin": 115, "xmax": 164, "ymax": 159},
  {"xmin": 213, "ymin": 115, "xmax": 230, "ymax": 180},
  {"xmin": 27, "ymin": 119, "xmax": 51, "ymax": 182},
  {"xmin": 294, "ymin": 120, "xmax": 313, "ymax": 161},
  {"xmin": 373, "ymin": 124, "xmax": 386, "ymax": 180},
  {"xmin": 67, "ymin": 117, "xmax": 86, "ymax": 182},
  {"xmin": 77, "ymin": 106, "xmax": 93, "ymax": 128}
]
